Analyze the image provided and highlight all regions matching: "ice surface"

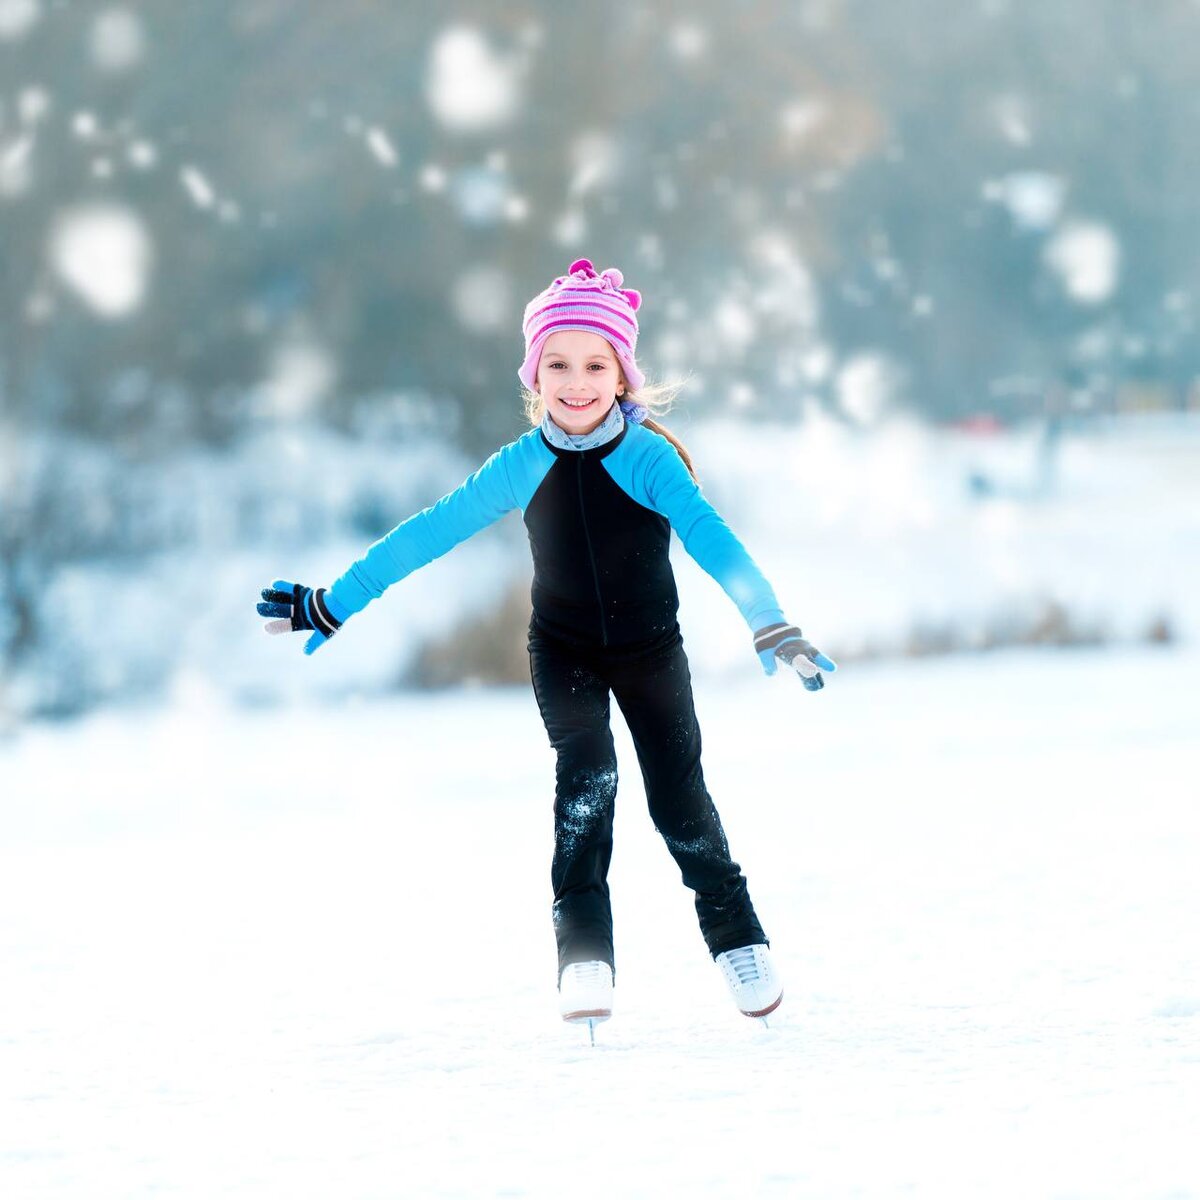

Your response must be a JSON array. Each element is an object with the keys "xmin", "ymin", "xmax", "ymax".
[{"xmin": 1, "ymin": 647, "xmax": 1196, "ymax": 1197}]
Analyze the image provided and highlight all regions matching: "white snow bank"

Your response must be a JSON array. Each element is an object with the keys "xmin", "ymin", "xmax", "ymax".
[
  {"xmin": 5, "ymin": 411, "xmax": 1197, "ymax": 724},
  {"xmin": 672, "ymin": 410, "xmax": 1200, "ymax": 676}
]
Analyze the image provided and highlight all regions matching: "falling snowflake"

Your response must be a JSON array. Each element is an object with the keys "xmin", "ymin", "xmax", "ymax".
[
  {"xmin": 982, "ymin": 172, "xmax": 1066, "ymax": 232},
  {"xmin": 180, "ymin": 165, "xmax": 215, "ymax": 209},
  {"xmin": 0, "ymin": 0, "xmax": 40, "ymax": 41},
  {"xmin": 365, "ymin": 126, "xmax": 398, "ymax": 167},
  {"xmin": 451, "ymin": 264, "xmax": 513, "ymax": 334},
  {"xmin": 90, "ymin": 7, "xmax": 146, "ymax": 73},
  {"xmin": 426, "ymin": 26, "xmax": 522, "ymax": 132},
  {"xmin": 1043, "ymin": 221, "xmax": 1120, "ymax": 305},
  {"xmin": 49, "ymin": 203, "xmax": 152, "ymax": 318}
]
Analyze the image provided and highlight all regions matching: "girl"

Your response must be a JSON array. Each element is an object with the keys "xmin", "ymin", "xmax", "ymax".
[{"xmin": 257, "ymin": 258, "xmax": 835, "ymax": 1033}]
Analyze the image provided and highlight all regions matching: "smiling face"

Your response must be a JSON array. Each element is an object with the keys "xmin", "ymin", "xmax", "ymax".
[{"xmin": 535, "ymin": 330, "xmax": 626, "ymax": 435}]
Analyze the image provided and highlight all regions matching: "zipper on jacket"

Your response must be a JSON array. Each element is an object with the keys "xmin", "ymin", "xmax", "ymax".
[{"xmin": 576, "ymin": 453, "xmax": 609, "ymax": 646}]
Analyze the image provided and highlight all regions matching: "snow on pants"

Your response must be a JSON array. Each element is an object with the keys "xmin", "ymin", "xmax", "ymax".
[{"xmin": 527, "ymin": 620, "xmax": 767, "ymax": 983}]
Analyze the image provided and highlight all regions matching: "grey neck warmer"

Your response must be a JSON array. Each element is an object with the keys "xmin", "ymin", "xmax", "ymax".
[{"xmin": 540, "ymin": 399, "xmax": 625, "ymax": 451}]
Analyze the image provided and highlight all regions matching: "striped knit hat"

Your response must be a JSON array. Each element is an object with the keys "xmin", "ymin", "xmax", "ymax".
[{"xmin": 518, "ymin": 258, "xmax": 645, "ymax": 393}]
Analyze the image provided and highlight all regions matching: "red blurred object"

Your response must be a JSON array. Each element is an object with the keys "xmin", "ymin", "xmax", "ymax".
[{"xmin": 949, "ymin": 413, "xmax": 1006, "ymax": 435}]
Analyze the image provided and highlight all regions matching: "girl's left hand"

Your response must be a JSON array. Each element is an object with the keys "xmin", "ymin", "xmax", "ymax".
[{"xmin": 753, "ymin": 622, "xmax": 837, "ymax": 691}]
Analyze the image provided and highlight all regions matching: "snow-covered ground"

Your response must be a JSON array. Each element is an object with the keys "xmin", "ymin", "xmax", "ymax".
[{"xmin": 2, "ymin": 643, "xmax": 1197, "ymax": 1198}]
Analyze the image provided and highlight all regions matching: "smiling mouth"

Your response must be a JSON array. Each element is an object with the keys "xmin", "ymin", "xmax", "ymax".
[{"xmin": 560, "ymin": 397, "xmax": 597, "ymax": 409}]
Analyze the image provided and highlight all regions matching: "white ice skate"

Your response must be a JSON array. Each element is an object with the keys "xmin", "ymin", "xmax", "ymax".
[
  {"xmin": 716, "ymin": 944, "xmax": 782, "ymax": 1022},
  {"xmin": 559, "ymin": 961, "xmax": 613, "ymax": 1043}
]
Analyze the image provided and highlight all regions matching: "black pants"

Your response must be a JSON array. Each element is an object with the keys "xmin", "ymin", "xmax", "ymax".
[{"xmin": 527, "ymin": 619, "xmax": 767, "ymax": 983}]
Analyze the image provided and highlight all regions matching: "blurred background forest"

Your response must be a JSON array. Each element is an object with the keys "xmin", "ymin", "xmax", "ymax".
[{"xmin": 1, "ymin": 0, "xmax": 1197, "ymax": 725}]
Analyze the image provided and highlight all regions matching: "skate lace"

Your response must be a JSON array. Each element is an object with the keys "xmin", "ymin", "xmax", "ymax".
[
  {"xmin": 725, "ymin": 946, "xmax": 761, "ymax": 985},
  {"xmin": 569, "ymin": 961, "xmax": 606, "ymax": 985}
]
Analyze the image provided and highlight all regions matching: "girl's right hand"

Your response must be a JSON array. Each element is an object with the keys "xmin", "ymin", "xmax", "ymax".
[{"xmin": 257, "ymin": 579, "xmax": 349, "ymax": 655}]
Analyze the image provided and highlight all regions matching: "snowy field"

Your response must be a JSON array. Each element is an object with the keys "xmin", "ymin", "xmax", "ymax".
[{"xmin": 2, "ymin": 644, "xmax": 1198, "ymax": 1198}]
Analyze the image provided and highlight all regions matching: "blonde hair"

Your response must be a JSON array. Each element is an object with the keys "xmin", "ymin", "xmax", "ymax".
[{"xmin": 521, "ymin": 371, "xmax": 701, "ymax": 483}]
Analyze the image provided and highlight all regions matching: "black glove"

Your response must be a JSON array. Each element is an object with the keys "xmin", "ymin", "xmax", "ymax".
[
  {"xmin": 753, "ymin": 622, "xmax": 837, "ymax": 691},
  {"xmin": 257, "ymin": 579, "xmax": 348, "ymax": 655}
]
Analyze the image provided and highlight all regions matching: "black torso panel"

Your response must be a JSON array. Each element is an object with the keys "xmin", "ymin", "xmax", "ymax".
[{"xmin": 524, "ymin": 425, "xmax": 679, "ymax": 649}]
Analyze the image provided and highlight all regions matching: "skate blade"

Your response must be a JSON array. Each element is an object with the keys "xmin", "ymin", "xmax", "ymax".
[{"xmin": 740, "ymin": 990, "xmax": 783, "ymax": 1020}]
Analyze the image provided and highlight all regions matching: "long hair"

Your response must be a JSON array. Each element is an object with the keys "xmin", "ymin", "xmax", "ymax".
[{"xmin": 521, "ymin": 372, "xmax": 700, "ymax": 483}]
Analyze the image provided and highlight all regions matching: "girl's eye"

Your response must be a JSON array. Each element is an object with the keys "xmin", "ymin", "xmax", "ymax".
[{"xmin": 548, "ymin": 362, "xmax": 607, "ymax": 370}]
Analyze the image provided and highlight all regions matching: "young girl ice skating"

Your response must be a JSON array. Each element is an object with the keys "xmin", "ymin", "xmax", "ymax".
[{"xmin": 257, "ymin": 259, "xmax": 835, "ymax": 1032}]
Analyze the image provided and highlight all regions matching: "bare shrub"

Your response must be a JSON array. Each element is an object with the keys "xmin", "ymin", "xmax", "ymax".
[{"xmin": 402, "ymin": 576, "xmax": 533, "ymax": 689}]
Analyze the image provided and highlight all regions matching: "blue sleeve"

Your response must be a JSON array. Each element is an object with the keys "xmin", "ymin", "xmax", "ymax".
[
  {"xmin": 644, "ymin": 437, "xmax": 786, "ymax": 634},
  {"xmin": 327, "ymin": 442, "xmax": 519, "ymax": 616}
]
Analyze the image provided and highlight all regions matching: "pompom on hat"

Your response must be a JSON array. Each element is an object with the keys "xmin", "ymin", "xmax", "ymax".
[{"xmin": 518, "ymin": 258, "xmax": 646, "ymax": 394}]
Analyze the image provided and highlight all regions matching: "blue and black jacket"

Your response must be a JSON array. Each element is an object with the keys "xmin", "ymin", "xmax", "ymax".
[{"xmin": 328, "ymin": 420, "xmax": 785, "ymax": 650}]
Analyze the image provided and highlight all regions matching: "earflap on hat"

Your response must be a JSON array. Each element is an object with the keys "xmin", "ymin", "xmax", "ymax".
[{"xmin": 517, "ymin": 332, "xmax": 548, "ymax": 391}]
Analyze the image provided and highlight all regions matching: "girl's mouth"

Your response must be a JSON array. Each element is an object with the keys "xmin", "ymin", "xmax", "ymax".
[{"xmin": 560, "ymin": 397, "xmax": 597, "ymax": 410}]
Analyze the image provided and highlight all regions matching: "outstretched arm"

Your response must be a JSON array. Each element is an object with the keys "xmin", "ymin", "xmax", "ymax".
[
  {"xmin": 645, "ymin": 439, "xmax": 836, "ymax": 688},
  {"xmin": 644, "ymin": 440, "xmax": 785, "ymax": 633},
  {"xmin": 257, "ymin": 443, "xmax": 519, "ymax": 654},
  {"xmin": 328, "ymin": 443, "xmax": 519, "ymax": 615}
]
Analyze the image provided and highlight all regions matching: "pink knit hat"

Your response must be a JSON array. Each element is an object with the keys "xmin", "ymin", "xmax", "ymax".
[{"xmin": 518, "ymin": 258, "xmax": 645, "ymax": 392}]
